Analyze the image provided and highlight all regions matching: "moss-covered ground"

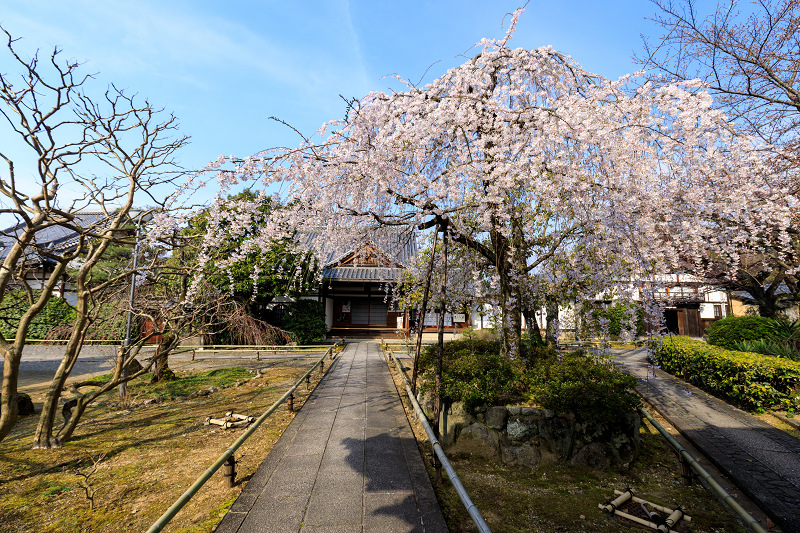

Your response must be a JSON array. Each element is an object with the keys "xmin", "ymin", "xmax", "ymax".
[{"xmin": 0, "ymin": 357, "xmax": 328, "ymax": 532}]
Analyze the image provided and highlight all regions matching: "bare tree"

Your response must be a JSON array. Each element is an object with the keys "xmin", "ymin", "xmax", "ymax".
[
  {"xmin": 639, "ymin": 0, "xmax": 800, "ymax": 314},
  {"xmin": 54, "ymin": 245, "xmax": 298, "ymax": 444},
  {"xmin": 639, "ymin": 0, "xmax": 800, "ymax": 147},
  {"xmin": 0, "ymin": 28, "xmax": 188, "ymax": 446},
  {"xmin": 54, "ymin": 275, "xmax": 217, "ymax": 444}
]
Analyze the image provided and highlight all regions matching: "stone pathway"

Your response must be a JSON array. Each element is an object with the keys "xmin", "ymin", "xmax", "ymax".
[
  {"xmin": 614, "ymin": 347, "xmax": 800, "ymax": 532},
  {"xmin": 216, "ymin": 341, "xmax": 448, "ymax": 533}
]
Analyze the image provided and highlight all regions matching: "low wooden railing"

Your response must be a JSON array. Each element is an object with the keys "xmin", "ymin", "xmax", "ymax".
[{"xmin": 145, "ymin": 341, "xmax": 342, "ymax": 533}]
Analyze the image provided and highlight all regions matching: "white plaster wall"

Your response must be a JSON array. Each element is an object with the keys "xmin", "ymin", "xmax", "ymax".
[{"xmin": 325, "ymin": 297, "xmax": 333, "ymax": 330}]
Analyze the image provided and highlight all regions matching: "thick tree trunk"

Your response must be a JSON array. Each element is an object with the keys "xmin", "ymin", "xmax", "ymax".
[
  {"xmin": 522, "ymin": 303, "xmax": 544, "ymax": 364},
  {"xmin": 0, "ymin": 237, "xmax": 66, "ymax": 444},
  {"xmin": 150, "ymin": 333, "xmax": 177, "ymax": 384},
  {"xmin": 56, "ymin": 394, "xmax": 91, "ymax": 444},
  {"xmin": 545, "ymin": 298, "xmax": 559, "ymax": 347},
  {"xmin": 499, "ymin": 289, "xmax": 510, "ymax": 355},
  {"xmin": 58, "ymin": 344, "xmax": 155, "ymax": 444},
  {"xmin": 523, "ymin": 304, "xmax": 543, "ymax": 345},
  {"xmin": 0, "ymin": 347, "xmax": 21, "ymax": 442},
  {"xmin": 497, "ymin": 266, "xmax": 521, "ymax": 357},
  {"xmin": 507, "ymin": 292, "xmax": 522, "ymax": 357},
  {"xmin": 34, "ymin": 298, "xmax": 91, "ymax": 449},
  {"xmin": 33, "ymin": 332, "xmax": 86, "ymax": 448}
]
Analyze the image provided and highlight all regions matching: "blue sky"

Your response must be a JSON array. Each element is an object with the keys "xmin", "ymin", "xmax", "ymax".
[{"xmin": 1, "ymin": 0, "xmax": 664, "ymax": 192}]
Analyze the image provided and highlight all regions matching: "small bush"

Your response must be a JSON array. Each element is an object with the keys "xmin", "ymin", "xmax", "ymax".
[
  {"xmin": 649, "ymin": 336, "xmax": 800, "ymax": 412},
  {"xmin": 767, "ymin": 318, "xmax": 800, "ymax": 359},
  {"xmin": 0, "ymin": 291, "xmax": 77, "ymax": 340},
  {"xmin": 417, "ymin": 339, "xmax": 640, "ymax": 424},
  {"xmin": 733, "ymin": 339, "xmax": 797, "ymax": 360},
  {"xmin": 706, "ymin": 316, "xmax": 775, "ymax": 349},
  {"xmin": 581, "ymin": 302, "xmax": 645, "ymax": 340},
  {"xmin": 595, "ymin": 302, "xmax": 645, "ymax": 338},
  {"xmin": 418, "ymin": 338, "xmax": 504, "ymax": 368},
  {"xmin": 418, "ymin": 339, "xmax": 525, "ymax": 411},
  {"xmin": 283, "ymin": 299, "xmax": 327, "ymax": 345},
  {"xmin": 519, "ymin": 343, "xmax": 557, "ymax": 369},
  {"xmin": 527, "ymin": 351, "xmax": 640, "ymax": 426}
]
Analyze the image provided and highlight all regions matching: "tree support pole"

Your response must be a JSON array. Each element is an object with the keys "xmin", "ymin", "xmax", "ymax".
[
  {"xmin": 433, "ymin": 221, "xmax": 448, "ymax": 487},
  {"xmin": 411, "ymin": 228, "xmax": 439, "ymax": 395}
]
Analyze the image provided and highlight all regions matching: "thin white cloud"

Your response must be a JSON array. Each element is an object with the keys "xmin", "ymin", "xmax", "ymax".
[{"xmin": 1, "ymin": 0, "xmax": 372, "ymax": 102}]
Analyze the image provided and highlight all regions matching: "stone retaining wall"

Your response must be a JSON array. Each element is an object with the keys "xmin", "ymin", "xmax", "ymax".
[{"xmin": 420, "ymin": 398, "xmax": 640, "ymax": 470}]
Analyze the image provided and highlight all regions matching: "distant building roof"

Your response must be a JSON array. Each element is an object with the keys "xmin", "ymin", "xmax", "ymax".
[
  {"xmin": 0, "ymin": 211, "xmax": 139, "ymax": 264},
  {"xmin": 298, "ymin": 227, "xmax": 417, "ymax": 283},
  {"xmin": 324, "ymin": 266, "xmax": 402, "ymax": 282}
]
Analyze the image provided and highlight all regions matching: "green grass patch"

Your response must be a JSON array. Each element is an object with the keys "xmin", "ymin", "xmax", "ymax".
[
  {"xmin": 0, "ymin": 360, "xmax": 321, "ymax": 532},
  {"xmin": 142, "ymin": 367, "xmax": 253, "ymax": 397},
  {"xmin": 91, "ymin": 367, "xmax": 253, "ymax": 399}
]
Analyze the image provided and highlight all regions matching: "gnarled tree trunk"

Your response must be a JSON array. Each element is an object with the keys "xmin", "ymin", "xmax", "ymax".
[
  {"xmin": 0, "ymin": 347, "xmax": 21, "ymax": 442},
  {"xmin": 150, "ymin": 332, "xmax": 177, "ymax": 384},
  {"xmin": 33, "ymin": 306, "xmax": 91, "ymax": 449}
]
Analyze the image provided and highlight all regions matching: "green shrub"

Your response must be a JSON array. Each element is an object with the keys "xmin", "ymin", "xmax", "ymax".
[
  {"xmin": 767, "ymin": 318, "xmax": 800, "ymax": 359},
  {"xmin": 0, "ymin": 291, "xmax": 77, "ymax": 340},
  {"xmin": 418, "ymin": 339, "xmax": 525, "ymax": 411},
  {"xmin": 733, "ymin": 339, "xmax": 797, "ymax": 360},
  {"xmin": 36, "ymin": 297, "xmax": 129, "ymax": 341},
  {"xmin": 594, "ymin": 302, "xmax": 645, "ymax": 338},
  {"xmin": 283, "ymin": 299, "xmax": 327, "ymax": 345},
  {"xmin": 649, "ymin": 336, "xmax": 800, "ymax": 412},
  {"xmin": 417, "ymin": 340, "xmax": 640, "ymax": 424},
  {"xmin": 418, "ymin": 338, "xmax": 504, "ymax": 367},
  {"xmin": 519, "ymin": 343, "xmax": 557, "ymax": 369},
  {"xmin": 706, "ymin": 316, "xmax": 775, "ymax": 349},
  {"xmin": 581, "ymin": 302, "xmax": 645, "ymax": 340},
  {"xmin": 527, "ymin": 351, "xmax": 640, "ymax": 426},
  {"xmin": 85, "ymin": 303, "xmax": 129, "ymax": 340}
]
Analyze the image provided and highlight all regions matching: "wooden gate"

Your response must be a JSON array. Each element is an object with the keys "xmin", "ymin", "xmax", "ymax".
[{"xmin": 675, "ymin": 308, "xmax": 703, "ymax": 337}]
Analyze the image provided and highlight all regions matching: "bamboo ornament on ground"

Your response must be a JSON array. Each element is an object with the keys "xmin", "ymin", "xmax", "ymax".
[
  {"xmin": 204, "ymin": 412, "xmax": 256, "ymax": 429},
  {"xmin": 599, "ymin": 489, "xmax": 690, "ymax": 532}
]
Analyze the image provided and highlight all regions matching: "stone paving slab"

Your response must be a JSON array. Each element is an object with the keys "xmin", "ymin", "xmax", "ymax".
[
  {"xmin": 614, "ymin": 348, "xmax": 800, "ymax": 532},
  {"xmin": 217, "ymin": 341, "xmax": 448, "ymax": 533}
]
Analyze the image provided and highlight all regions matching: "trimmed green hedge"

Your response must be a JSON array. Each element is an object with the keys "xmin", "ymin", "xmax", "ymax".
[
  {"xmin": 283, "ymin": 299, "xmax": 327, "ymax": 345},
  {"xmin": 706, "ymin": 315, "xmax": 775, "ymax": 349},
  {"xmin": 649, "ymin": 336, "xmax": 800, "ymax": 412}
]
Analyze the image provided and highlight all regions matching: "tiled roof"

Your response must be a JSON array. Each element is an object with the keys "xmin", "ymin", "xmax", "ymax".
[
  {"xmin": 298, "ymin": 228, "xmax": 417, "ymax": 281},
  {"xmin": 322, "ymin": 266, "xmax": 403, "ymax": 282},
  {"xmin": 0, "ymin": 211, "xmax": 134, "ymax": 263}
]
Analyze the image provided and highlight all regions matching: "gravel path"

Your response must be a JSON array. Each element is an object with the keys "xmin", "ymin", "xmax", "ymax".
[{"xmin": 3, "ymin": 346, "xmax": 326, "ymax": 406}]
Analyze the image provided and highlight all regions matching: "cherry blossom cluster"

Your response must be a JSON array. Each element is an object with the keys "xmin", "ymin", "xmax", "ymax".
[{"xmin": 166, "ymin": 9, "xmax": 797, "ymax": 341}]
